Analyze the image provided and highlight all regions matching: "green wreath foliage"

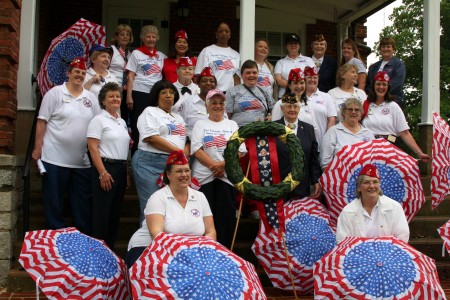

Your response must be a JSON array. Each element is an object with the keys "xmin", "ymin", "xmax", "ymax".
[{"xmin": 224, "ymin": 122, "xmax": 304, "ymax": 202}]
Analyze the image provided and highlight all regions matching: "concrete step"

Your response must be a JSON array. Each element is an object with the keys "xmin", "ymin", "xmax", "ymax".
[
  {"xmin": 414, "ymin": 195, "xmax": 450, "ymax": 216},
  {"xmin": 409, "ymin": 215, "xmax": 449, "ymax": 239},
  {"xmin": 409, "ymin": 238, "xmax": 450, "ymax": 263}
]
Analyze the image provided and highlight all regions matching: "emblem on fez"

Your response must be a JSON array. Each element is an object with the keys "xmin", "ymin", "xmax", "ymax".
[
  {"xmin": 191, "ymin": 209, "xmax": 200, "ymax": 217},
  {"xmin": 381, "ymin": 108, "xmax": 390, "ymax": 115},
  {"xmin": 83, "ymin": 99, "xmax": 92, "ymax": 107},
  {"xmin": 384, "ymin": 74, "xmax": 389, "ymax": 81}
]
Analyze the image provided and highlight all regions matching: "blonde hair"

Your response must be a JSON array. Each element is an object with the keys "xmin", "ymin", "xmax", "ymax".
[
  {"xmin": 140, "ymin": 25, "xmax": 159, "ymax": 40},
  {"xmin": 355, "ymin": 175, "xmax": 383, "ymax": 198},
  {"xmin": 336, "ymin": 63, "xmax": 358, "ymax": 87},
  {"xmin": 110, "ymin": 24, "xmax": 134, "ymax": 45}
]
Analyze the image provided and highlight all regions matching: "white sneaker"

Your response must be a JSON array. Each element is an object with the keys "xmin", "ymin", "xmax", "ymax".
[{"xmin": 249, "ymin": 211, "xmax": 260, "ymax": 220}]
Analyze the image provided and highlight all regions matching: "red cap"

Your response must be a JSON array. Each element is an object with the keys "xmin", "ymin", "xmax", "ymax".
[
  {"xmin": 304, "ymin": 66, "xmax": 319, "ymax": 77},
  {"xmin": 69, "ymin": 57, "xmax": 87, "ymax": 70},
  {"xmin": 174, "ymin": 30, "xmax": 188, "ymax": 40},
  {"xmin": 166, "ymin": 150, "xmax": 189, "ymax": 165},
  {"xmin": 359, "ymin": 164, "xmax": 380, "ymax": 179},
  {"xmin": 177, "ymin": 57, "xmax": 196, "ymax": 68},
  {"xmin": 288, "ymin": 68, "xmax": 304, "ymax": 81},
  {"xmin": 374, "ymin": 71, "xmax": 390, "ymax": 83},
  {"xmin": 198, "ymin": 67, "xmax": 215, "ymax": 78}
]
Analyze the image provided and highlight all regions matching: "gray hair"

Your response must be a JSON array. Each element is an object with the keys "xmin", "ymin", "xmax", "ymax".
[
  {"xmin": 140, "ymin": 25, "xmax": 159, "ymax": 40},
  {"xmin": 341, "ymin": 97, "xmax": 363, "ymax": 119},
  {"xmin": 355, "ymin": 174, "xmax": 384, "ymax": 198}
]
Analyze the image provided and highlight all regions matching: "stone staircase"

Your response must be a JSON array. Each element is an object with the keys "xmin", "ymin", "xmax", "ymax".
[{"xmin": 6, "ymin": 168, "xmax": 450, "ymax": 293}]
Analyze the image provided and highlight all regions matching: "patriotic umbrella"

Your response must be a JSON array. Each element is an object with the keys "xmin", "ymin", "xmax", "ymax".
[
  {"xmin": 432, "ymin": 112, "xmax": 450, "ymax": 209},
  {"xmin": 320, "ymin": 138, "xmax": 425, "ymax": 224},
  {"xmin": 252, "ymin": 197, "xmax": 336, "ymax": 294},
  {"xmin": 19, "ymin": 227, "xmax": 130, "ymax": 300},
  {"xmin": 36, "ymin": 18, "xmax": 106, "ymax": 95},
  {"xmin": 438, "ymin": 220, "xmax": 450, "ymax": 257},
  {"xmin": 314, "ymin": 236, "xmax": 446, "ymax": 299},
  {"xmin": 129, "ymin": 232, "xmax": 266, "ymax": 300}
]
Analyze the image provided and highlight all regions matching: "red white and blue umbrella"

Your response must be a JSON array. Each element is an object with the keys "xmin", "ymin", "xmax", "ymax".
[
  {"xmin": 432, "ymin": 112, "xmax": 450, "ymax": 209},
  {"xmin": 314, "ymin": 236, "xmax": 446, "ymax": 299},
  {"xmin": 129, "ymin": 232, "xmax": 266, "ymax": 299},
  {"xmin": 438, "ymin": 220, "xmax": 450, "ymax": 257},
  {"xmin": 19, "ymin": 227, "xmax": 130, "ymax": 300},
  {"xmin": 252, "ymin": 197, "xmax": 336, "ymax": 294},
  {"xmin": 36, "ymin": 18, "xmax": 106, "ymax": 96},
  {"xmin": 320, "ymin": 138, "xmax": 425, "ymax": 224}
]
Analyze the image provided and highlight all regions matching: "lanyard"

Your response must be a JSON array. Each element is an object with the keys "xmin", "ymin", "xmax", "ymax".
[{"xmin": 243, "ymin": 85, "xmax": 271, "ymax": 116}]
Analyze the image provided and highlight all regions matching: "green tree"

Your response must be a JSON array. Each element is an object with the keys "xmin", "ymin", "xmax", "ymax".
[{"xmin": 373, "ymin": 0, "xmax": 450, "ymax": 136}]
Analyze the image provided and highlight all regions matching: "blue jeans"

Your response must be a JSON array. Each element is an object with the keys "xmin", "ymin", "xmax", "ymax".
[
  {"xmin": 131, "ymin": 150, "xmax": 168, "ymax": 224},
  {"xmin": 41, "ymin": 162, "xmax": 92, "ymax": 234}
]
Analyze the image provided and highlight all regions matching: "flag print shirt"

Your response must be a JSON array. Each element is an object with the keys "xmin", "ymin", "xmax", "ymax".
[
  {"xmin": 256, "ymin": 62, "xmax": 274, "ymax": 99},
  {"xmin": 136, "ymin": 106, "xmax": 186, "ymax": 154},
  {"xmin": 225, "ymin": 84, "xmax": 274, "ymax": 127},
  {"xmin": 191, "ymin": 118, "xmax": 241, "ymax": 185},
  {"xmin": 126, "ymin": 49, "xmax": 166, "ymax": 93}
]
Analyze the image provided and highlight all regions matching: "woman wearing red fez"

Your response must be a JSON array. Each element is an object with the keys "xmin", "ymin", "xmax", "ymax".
[
  {"xmin": 163, "ymin": 30, "xmax": 196, "ymax": 83},
  {"xmin": 126, "ymin": 25, "xmax": 166, "ymax": 155},
  {"xmin": 361, "ymin": 71, "xmax": 430, "ymax": 162},
  {"xmin": 126, "ymin": 150, "xmax": 216, "ymax": 267},
  {"xmin": 336, "ymin": 164, "xmax": 410, "ymax": 243}
]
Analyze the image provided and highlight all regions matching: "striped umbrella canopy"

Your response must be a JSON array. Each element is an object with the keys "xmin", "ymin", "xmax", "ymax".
[
  {"xmin": 432, "ymin": 112, "xmax": 450, "ymax": 209},
  {"xmin": 438, "ymin": 220, "xmax": 450, "ymax": 257},
  {"xmin": 320, "ymin": 138, "xmax": 425, "ymax": 225},
  {"xmin": 36, "ymin": 18, "xmax": 106, "ymax": 96},
  {"xmin": 252, "ymin": 197, "xmax": 336, "ymax": 294},
  {"xmin": 19, "ymin": 227, "xmax": 130, "ymax": 300},
  {"xmin": 129, "ymin": 232, "xmax": 266, "ymax": 300},
  {"xmin": 314, "ymin": 236, "xmax": 446, "ymax": 299}
]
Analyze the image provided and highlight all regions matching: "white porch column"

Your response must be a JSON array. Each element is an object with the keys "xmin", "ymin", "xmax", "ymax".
[
  {"xmin": 17, "ymin": 0, "xmax": 38, "ymax": 110},
  {"xmin": 422, "ymin": 0, "xmax": 440, "ymax": 122},
  {"xmin": 239, "ymin": 0, "xmax": 255, "ymax": 63}
]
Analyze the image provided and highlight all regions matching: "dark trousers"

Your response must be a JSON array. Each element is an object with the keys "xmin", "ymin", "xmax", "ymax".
[
  {"xmin": 91, "ymin": 160, "xmax": 127, "ymax": 249},
  {"xmin": 120, "ymin": 89, "xmax": 130, "ymax": 126},
  {"xmin": 130, "ymin": 90, "xmax": 151, "ymax": 156},
  {"xmin": 42, "ymin": 162, "xmax": 92, "ymax": 235},
  {"xmin": 200, "ymin": 179, "xmax": 236, "ymax": 249},
  {"xmin": 125, "ymin": 246, "xmax": 146, "ymax": 268}
]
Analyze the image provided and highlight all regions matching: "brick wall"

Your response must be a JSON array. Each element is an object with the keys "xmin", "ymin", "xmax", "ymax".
[
  {"xmin": 37, "ymin": 0, "xmax": 103, "ymax": 67},
  {"xmin": 306, "ymin": 20, "xmax": 339, "ymax": 60},
  {"xmin": 0, "ymin": 0, "xmax": 20, "ymax": 155},
  {"xmin": 168, "ymin": 0, "xmax": 239, "ymax": 56},
  {"xmin": 350, "ymin": 18, "xmax": 370, "ymax": 65}
]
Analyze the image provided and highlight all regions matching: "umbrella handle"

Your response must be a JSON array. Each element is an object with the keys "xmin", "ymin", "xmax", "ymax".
[
  {"xmin": 230, "ymin": 160, "xmax": 251, "ymax": 252},
  {"xmin": 443, "ymin": 243, "xmax": 446, "ymax": 258},
  {"xmin": 282, "ymin": 233, "xmax": 298, "ymax": 299},
  {"xmin": 36, "ymin": 277, "xmax": 40, "ymax": 300}
]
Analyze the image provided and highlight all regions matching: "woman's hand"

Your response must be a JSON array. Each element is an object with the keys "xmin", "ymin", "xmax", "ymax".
[
  {"xmin": 126, "ymin": 94, "xmax": 133, "ymax": 111},
  {"xmin": 310, "ymin": 183, "xmax": 322, "ymax": 198},
  {"xmin": 417, "ymin": 151, "xmax": 431, "ymax": 162},
  {"xmin": 100, "ymin": 171, "xmax": 114, "ymax": 191}
]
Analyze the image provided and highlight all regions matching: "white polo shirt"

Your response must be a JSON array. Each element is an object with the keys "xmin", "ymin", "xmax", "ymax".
[
  {"xmin": 308, "ymin": 90, "xmax": 337, "ymax": 146},
  {"xmin": 38, "ymin": 83, "xmax": 101, "ymax": 168},
  {"xmin": 87, "ymin": 110, "xmax": 130, "ymax": 160},
  {"xmin": 83, "ymin": 67, "xmax": 118, "ymax": 99},
  {"xmin": 328, "ymin": 87, "xmax": 366, "ymax": 122},
  {"xmin": 362, "ymin": 101, "xmax": 409, "ymax": 136},
  {"xmin": 127, "ymin": 186, "xmax": 212, "ymax": 250},
  {"xmin": 137, "ymin": 106, "xmax": 186, "ymax": 153}
]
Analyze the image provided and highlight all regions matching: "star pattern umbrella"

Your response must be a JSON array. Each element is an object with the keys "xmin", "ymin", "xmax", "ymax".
[
  {"xmin": 320, "ymin": 138, "xmax": 425, "ymax": 224},
  {"xmin": 129, "ymin": 232, "xmax": 266, "ymax": 300},
  {"xmin": 432, "ymin": 112, "xmax": 450, "ymax": 209},
  {"xmin": 19, "ymin": 227, "xmax": 130, "ymax": 300},
  {"xmin": 252, "ymin": 197, "xmax": 336, "ymax": 294},
  {"xmin": 36, "ymin": 18, "xmax": 106, "ymax": 95},
  {"xmin": 314, "ymin": 236, "xmax": 446, "ymax": 299},
  {"xmin": 438, "ymin": 220, "xmax": 450, "ymax": 257}
]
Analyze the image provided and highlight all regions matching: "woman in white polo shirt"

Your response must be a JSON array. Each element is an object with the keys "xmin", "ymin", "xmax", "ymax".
[
  {"xmin": 87, "ymin": 82, "xmax": 130, "ymax": 249},
  {"xmin": 126, "ymin": 150, "xmax": 216, "ymax": 267}
]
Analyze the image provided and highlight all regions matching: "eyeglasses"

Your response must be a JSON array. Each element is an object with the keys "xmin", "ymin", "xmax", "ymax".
[{"xmin": 361, "ymin": 180, "xmax": 380, "ymax": 186}]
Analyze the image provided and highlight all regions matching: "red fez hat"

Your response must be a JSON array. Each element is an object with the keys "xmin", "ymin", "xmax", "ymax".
[
  {"xmin": 304, "ymin": 66, "xmax": 319, "ymax": 77},
  {"xmin": 177, "ymin": 57, "xmax": 196, "ymax": 68},
  {"xmin": 359, "ymin": 164, "xmax": 380, "ymax": 179},
  {"xmin": 69, "ymin": 57, "xmax": 87, "ymax": 70},
  {"xmin": 174, "ymin": 30, "xmax": 188, "ymax": 40},
  {"xmin": 288, "ymin": 68, "xmax": 304, "ymax": 81},
  {"xmin": 198, "ymin": 67, "xmax": 215, "ymax": 78},
  {"xmin": 166, "ymin": 150, "xmax": 189, "ymax": 165},
  {"xmin": 374, "ymin": 71, "xmax": 390, "ymax": 83}
]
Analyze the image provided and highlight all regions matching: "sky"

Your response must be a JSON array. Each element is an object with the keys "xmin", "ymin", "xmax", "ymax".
[{"xmin": 366, "ymin": 0, "xmax": 402, "ymax": 66}]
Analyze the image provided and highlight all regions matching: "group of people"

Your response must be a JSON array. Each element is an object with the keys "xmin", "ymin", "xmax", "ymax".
[{"xmin": 32, "ymin": 21, "xmax": 429, "ymax": 269}]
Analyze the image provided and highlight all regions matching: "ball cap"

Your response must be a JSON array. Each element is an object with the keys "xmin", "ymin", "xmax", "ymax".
[
  {"xmin": 206, "ymin": 89, "xmax": 225, "ymax": 102},
  {"xmin": 285, "ymin": 33, "xmax": 300, "ymax": 44},
  {"xmin": 359, "ymin": 164, "xmax": 380, "ymax": 179},
  {"xmin": 89, "ymin": 44, "xmax": 113, "ymax": 57}
]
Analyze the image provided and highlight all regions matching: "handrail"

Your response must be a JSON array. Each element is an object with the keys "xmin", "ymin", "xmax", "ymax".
[{"xmin": 22, "ymin": 75, "xmax": 41, "ymax": 237}]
